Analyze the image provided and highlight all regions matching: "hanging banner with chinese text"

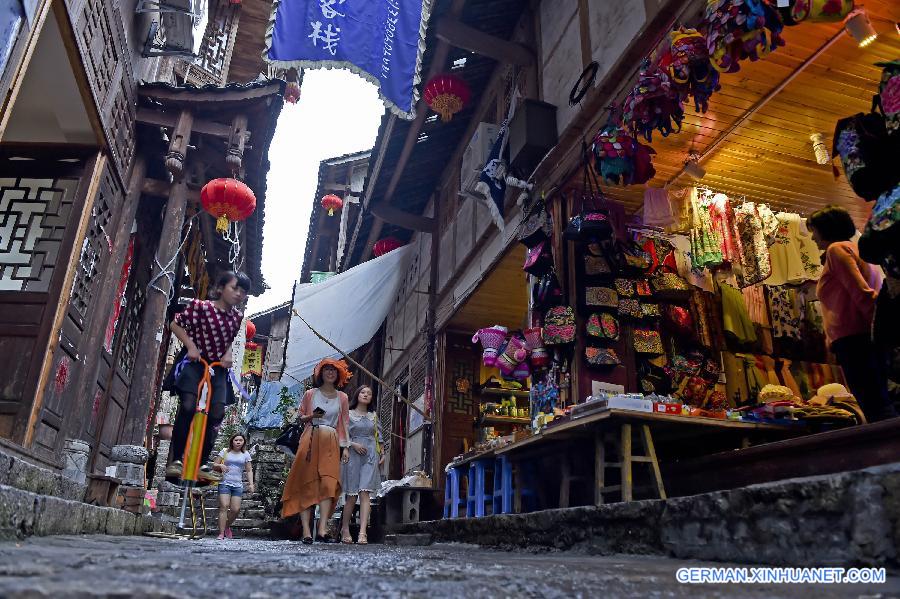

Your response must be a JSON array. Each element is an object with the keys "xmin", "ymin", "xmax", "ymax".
[
  {"xmin": 264, "ymin": 0, "xmax": 432, "ymax": 120},
  {"xmin": 243, "ymin": 345, "xmax": 263, "ymax": 377}
]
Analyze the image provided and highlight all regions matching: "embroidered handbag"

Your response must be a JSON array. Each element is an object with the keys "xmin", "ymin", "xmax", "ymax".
[
  {"xmin": 564, "ymin": 163, "xmax": 614, "ymax": 242},
  {"xmin": 614, "ymin": 278, "xmax": 635, "ymax": 297},
  {"xmin": 613, "ymin": 240, "xmax": 651, "ymax": 274},
  {"xmin": 874, "ymin": 60, "xmax": 900, "ymax": 138},
  {"xmin": 781, "ymin": 0, "xmax": 853, "ymax": 24},
  {"xmin": 832, "ymin": 112, "xmax": 900, "ymax": 202},
  {"xmin": 635, "ymin": 279, "xmax": 653, "ymax": 297},
  {"xmin": 543, "ymin": 306, "xmax": 576, "ymax": 345},
  {"xmin": 523, "ymin": 240, "xmax": 553, "ymax": 276},
  {"xmin": 663, "ymin": 304, "xmax": 694, "ymax": 336},
  {"xmin": 585, "ymin": 287, "xmax": 618, "ymax": 308},
  {"xmin": 585, "ymin": 347, "xmax": 621, "ymax": 367},
  {"xmin": 651, "ymin": 271, "xmax": 691, "ymax": 300},
  {"xmin": 633, "ymin": 328, "xmax": 664, "ymax": 354},
  {"xmin": 641, "ymin": 303, "xmax": 661, "ymax": 319},
  {"xmin": 584, "ymin": 242, "xmax": 613, "ymax": 276},
  {"xmin": 586, "ymin": 312, "xmax": 619, "ymax": 341},
  {"xmin": 518, "ymin": 198, "xmax": 553, "ymax": 248},
  {"xmin": 618, "ymin": 298, "xmax": 642, "ymax": 319}
]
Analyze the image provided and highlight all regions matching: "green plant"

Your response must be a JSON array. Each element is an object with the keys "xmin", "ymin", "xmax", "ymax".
[{"xmin": 274, "ymin": 386, "xmax": 299, "ymax": 427}]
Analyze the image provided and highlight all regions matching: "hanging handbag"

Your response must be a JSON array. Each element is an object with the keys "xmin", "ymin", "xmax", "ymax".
[
  {"xmin": 833, "ymin": 112, "xmax": 900, "ymax": 202},
  {"xmin": 586, "ymin": 312, "xmax": 620, "ymax": 341},
  {"xmin": 523, "ymin": 240, "xmax": 553, "ymax": 276},
  {"xmin": 612, "ymin": 240, "xmax": 651, "ymax": 274},
  {"xmin": 641, "ymin": 303, "xmax": 661, "ymax": 319},
  {"xmin": 533, "ymin": 270, "xmax": 564, "ymax": 309},
  {"xmin": 543, "ymin": 306, "xmax": 576, "ymax": 345},
  {"xmin": 275, "ymin": 422, "xmax": 302, "ymax": 455},
  {"xmin": 651, "ymin": 271, "xmax": 691, "ymax": 300},
  {"xmin": 564, "ymin": 162, "xmax": 614, "ymax": 242},
  {"xmin": 518, "ymin": 197, "xmax": 553, "ymax": 248},
  {"xmin": 584, "ymin": 242, "xmax": 613, "ymax": 276},
  {"xmin": 585, "ymin": 346, "xmax": 621, "ymax": 367},
  {"xmin": 585, "ymin": 286, "xmax": 618, "ymax": 308},
  {"xmin": 633, "ymin": 328, "xmax": 664, "ymax": 354},
  {"xmin": 618, "ymin": 298, "xmax": 642, "ymax": 319}
]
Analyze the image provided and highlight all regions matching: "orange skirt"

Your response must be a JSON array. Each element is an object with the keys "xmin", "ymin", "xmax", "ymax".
[{"xmin": 281, "ymin": 425, "xmax": 341, "ymax": 519}]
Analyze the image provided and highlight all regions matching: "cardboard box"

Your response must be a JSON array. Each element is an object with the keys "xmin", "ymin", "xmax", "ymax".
[{"xmin": 653, "ymin": 402, "xmax": 683, "ymax": 415}]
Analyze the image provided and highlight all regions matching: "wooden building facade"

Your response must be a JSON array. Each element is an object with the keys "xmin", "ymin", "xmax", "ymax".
[{"xmin": 0, "ymin": 0, "xmax": 284, "ymax": 475}]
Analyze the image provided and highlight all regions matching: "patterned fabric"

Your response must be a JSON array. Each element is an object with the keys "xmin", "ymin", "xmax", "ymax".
[
  {"xmin": 173, "ymin": 299, "xmax": 243, "ymax": 361},
  {"xmin": 690, "ymin": 189, "xmax": 724, "ymax": 269},
  {"xmin": 707, "ymin": 192, "xmax": 739, "ymax": 263},
  {"xmin": 742, "ymin": 285, "xmax": 770, "ymax": 326},
  {"xmin": 768, "ymin": 286, "xmax": 802, "ymax": 339},
  {"xmin": 733, "ymin": 202, "xmax": 772, "ymax": 287}
]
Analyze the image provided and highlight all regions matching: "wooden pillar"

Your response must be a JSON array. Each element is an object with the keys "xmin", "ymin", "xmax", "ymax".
[
  {"xmin": 122, "ymin": 110, "xmax": 193, "ymax": 446},
  {"xmin": 67, "ymin": 155, "xmax": 147, "ymax": 442}
]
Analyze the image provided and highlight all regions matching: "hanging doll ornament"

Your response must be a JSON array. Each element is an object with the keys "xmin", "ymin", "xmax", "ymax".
[
  {"xmin": 622, "ymin": 60, "xmax": 685, "ymax": 142},
  {"xmin": 658, "ymin": 27, "xmax": 721, "ymax": 114},
  {"xmin": 592, "ymin": 109, "xmax": 657, "ymax": 186},
  {"xmin": 703, "ymin": 0, "xmax": 786, "ymax": 74}
]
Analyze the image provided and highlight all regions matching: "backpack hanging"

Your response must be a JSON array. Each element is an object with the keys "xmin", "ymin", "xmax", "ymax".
[
  {"xmin": 874, "ymin": 60, "xmax": 900, "ymax": 138},
  {"xmin": 833, "ymin": 112, "xmax": 900, "ymax": 201}
]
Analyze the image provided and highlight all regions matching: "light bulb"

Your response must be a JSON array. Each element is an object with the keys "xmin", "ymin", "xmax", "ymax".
[
  {"xmin": 845, "ymin": 10, "xmax": 878, "ymax": 48},
  {"xmin": 810, "ymin": 133, "xmax": 830, "ymax": 165}
]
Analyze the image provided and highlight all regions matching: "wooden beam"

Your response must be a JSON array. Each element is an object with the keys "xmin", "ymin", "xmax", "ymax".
[
  {"xmin": 136, "ymin": 108, "xmax": 234, "ymax": 139},
  {"xmin": 435, "ymin": 17, "xmax": 534, "ymax": 66},
  {"xmin": 370, "ymin": 203, "xmax": 436, "ymax": 233},
  {"xmin": 141, "ymin": 178, "xmax": 201, "ymax": 202}
]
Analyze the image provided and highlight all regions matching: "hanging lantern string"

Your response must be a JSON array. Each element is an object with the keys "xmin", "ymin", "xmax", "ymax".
[{"xmin": 148, "ymin": 214, "xmax": 199, "ymax": 302}]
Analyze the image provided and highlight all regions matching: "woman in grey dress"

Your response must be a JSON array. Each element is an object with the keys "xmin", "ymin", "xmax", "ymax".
[{"xmin": 340, "ymin": 385, "xmax": 383, "ymax": 544}]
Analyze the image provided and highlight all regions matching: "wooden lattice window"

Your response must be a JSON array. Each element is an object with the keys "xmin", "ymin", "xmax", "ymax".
[
  {"xmin": 117, "ymin": 278, "xmax": 146, "ymax": 379},
  {"xmin": 175, "ymin": 0, "xmax": 239, "ymax": 86},
  {"xmin": 108, "ymin": 78, "xmax": 136, "ymax": 175},
  {"xmin": 70, "ymin": 171, "xmax": 117, "ymax": 327},
  {"xmin": 0, "ymin": 176, "xmax": 81, "ymax": 292},
  {"xmin": 79, "ymin": 0, "xmax": 118, "ymax": 105}
]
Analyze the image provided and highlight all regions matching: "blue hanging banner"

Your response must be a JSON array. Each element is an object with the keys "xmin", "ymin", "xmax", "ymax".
[{"xmin": 264, "ymin": 0, "xmax": 432, "ymax": 120}]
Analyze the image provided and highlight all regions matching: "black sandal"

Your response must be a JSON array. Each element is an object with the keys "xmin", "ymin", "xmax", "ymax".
[
  {"xmin": 316, "ymin": 534, "xmax": 337, "ymax": 544},
  {"xmin": 301, "ymin": 536, "xmax": 313, "ymax": 545}
]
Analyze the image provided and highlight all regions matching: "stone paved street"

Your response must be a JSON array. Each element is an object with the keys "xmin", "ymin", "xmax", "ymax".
[{"xmin": 0, "ymin": 536, "xmax": 897, "ymax": 598}]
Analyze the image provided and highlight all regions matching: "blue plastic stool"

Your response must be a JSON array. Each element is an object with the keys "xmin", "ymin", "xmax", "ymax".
[
  {"xmin": 492, "ymin": 456, "xmax": 513, "ymax": 514},
  {"xmin": 443, "ymin": 467, "xmax": 464, "ymax": 518},
  {"xmin": 466, "ymin": 459, "xmax": 493, "ymax": 517},
  {"xmin": 514, "ymin": 459, "xmax": 540, "ymax": 513}
]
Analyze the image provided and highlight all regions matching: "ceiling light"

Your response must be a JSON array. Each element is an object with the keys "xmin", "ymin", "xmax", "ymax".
[
  {"xmin": 845, "ymin": 10, "xmax": 878, "ymax": 48},
  {"xmin": 810, "ymin": 133, "xmax": 830, "ymax": 165}
]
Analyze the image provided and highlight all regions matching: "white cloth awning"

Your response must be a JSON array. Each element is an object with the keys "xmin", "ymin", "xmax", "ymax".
[{"xmin": 283, "ymin": 245, "xmax": 412, "ymax": 385}]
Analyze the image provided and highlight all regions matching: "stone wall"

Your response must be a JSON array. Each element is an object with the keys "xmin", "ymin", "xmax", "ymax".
[
  {"xmin": 404, "ymin": 463, "xmax": 900, "ymax": 568},
  {"xmin": 251, "ymin": 442, "xmax": 289, "ymax": 520}
]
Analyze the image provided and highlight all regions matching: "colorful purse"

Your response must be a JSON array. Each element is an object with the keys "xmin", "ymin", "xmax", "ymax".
[
  {"xmin": 663, "ymin": 304, "xmax": 694, "ymax": 336},
  {"xmin": 543, "ymin": 306, "xmax": 576, "ymax": 345},
  {"xmin": 635, "ymin": 279, "xmax": 653, "ymax": 297},
  {"xmin": 585, "ymin": 287, "xmax": 618, "ymax": 308},
  {"xmin": 518, "ymin": 199, "xmax": 553, "ymax": 248},
  {"xmin": 633, "ymin": 328, "xmax": 664, "ymax": 354},
  {"xmin": 641, "ymin": 303, "xmax": 661, "ymax": 319},
  {"xmin": 618, "ymin": 298, "xmax": 642, "ymax": 319},
  {"xmin": 523, "ymin": 240, "xmax": 553, "ymax": 276},
  {"xmin": 584, "ymin": 242, "xmax": 612, "ymax": 276},
  {"xmin": 614, "ymin": 240, "xmax": 652, "ymax": 274},
  {"xmin": 586, "ymin": 312, "xmax": 619, "ymax": 341},
  {"xmin": 614, "ymin": 278, "xmax": 635, "ymax": 297},
  {"xmin": 651, "ymin": 271, "xmax": 691, "ymax": 299},
  {"xmin": 585, "ymin": 346, "xmax": 621, "ymax": 367}
]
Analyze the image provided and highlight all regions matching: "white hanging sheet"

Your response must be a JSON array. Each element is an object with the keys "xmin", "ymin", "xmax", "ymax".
[{"xmin": 282, "ymin": 245, "xmax": 413, "ymax": 385}]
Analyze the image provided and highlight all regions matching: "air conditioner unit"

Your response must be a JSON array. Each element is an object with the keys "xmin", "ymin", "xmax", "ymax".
[{"xmin": 459, "ymin": 122, "xmax": 499, "ymax": 194}]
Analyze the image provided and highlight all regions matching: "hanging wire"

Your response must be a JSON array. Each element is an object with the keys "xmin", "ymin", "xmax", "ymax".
[
  {"xmin": 148, "ymin": 214, "xmax": 198, "ymax": 302},
  {"xmin": 225, "ymin": 220, "xmax": 243, "ymax": 271}
]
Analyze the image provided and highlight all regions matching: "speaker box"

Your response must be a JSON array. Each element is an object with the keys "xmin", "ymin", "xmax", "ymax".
[{"xmin": 509, "ymin": 99, "xmax": 558, "ymax": 177}]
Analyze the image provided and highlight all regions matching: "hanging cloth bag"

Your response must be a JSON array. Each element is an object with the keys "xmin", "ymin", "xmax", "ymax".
[{"xmin": 832, "ymin": 112, "xmax": 900, "ymax": 201}]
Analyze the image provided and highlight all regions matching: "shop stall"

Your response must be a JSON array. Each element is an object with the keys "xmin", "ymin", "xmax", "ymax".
[{"xmin": 444, "ymin": 0, "xmax": 899, "ymax": 518}]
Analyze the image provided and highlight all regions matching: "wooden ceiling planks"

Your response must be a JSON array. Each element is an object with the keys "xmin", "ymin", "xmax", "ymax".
[
  {"xmin": 228, "ymin": 0, "xmax": 274, "ymax": 83},
  {"xmin": 448, "ymin": 245, "xmax": 529, "ymax": 334},
  {"xmin": 571, "ymin": 0, "xmax": 899, "ymax": 228}
]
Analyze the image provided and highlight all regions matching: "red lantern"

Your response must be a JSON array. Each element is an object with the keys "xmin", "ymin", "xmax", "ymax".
[
  {"xmin": 200, "ymin": 178, "xmax": 256, "ymax": 234},
  {"xmin": 373, "ymin": 237, "xmax": 403, "ymax": 257},
  {"xmin": 423, "ymin": 74, "xmax": 470, "ymax": 122},
  {"xmin": 321, "ymin": 194, "xmax": 343, "ymax": 216},
  {"xmin": 284, "ymin": 81, "xmax": 300, "ymax": 104},
  {"xmin": 245, "ymin": 320, "xmax": 256, "ymax": 342},
  {"xmin": 246, "ymin": 341, "xmax": 259, "ymax": 350}
]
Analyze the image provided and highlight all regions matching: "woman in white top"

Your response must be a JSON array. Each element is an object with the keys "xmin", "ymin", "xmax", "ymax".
[
  {"xmin": 339, "ymin": 386, "xmax": 383, "ymax": 544},
  {"xmin": 214, "ymin": 433, "xmax": 254, "ymax": 540}
]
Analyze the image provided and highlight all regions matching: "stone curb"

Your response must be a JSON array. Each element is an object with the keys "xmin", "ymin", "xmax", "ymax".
[
  {"xmin": 0, "ymin": 448, "xmax": 86, "ymax": 502},
  {"xmin": 0, "ymin": 484, "xmax": 177, "ymax": 541},
  {"xmin": 403, "ymin": 462, "xmax": 900, "ymax": 568}
]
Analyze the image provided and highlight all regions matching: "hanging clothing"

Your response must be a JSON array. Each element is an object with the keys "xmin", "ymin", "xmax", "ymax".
[
  {"xmin": 672, "ymin": 234, "xmax": 715, "ymax": 292},
  {"xmin": 741, "ymin": 285, "xmax": 770, "ymax": 326},
  {"xmin": 690, "ymin": 188, "xmax": 724, "ymax": 269},
  {"xmin": 643, "ymin": 187, "xmax": 676, "ymax": 227},
  {"xmin": 765, "ymin": 212, "xmax": 821, "ymax": 285},
  {"xmin": 667, "ymin": 187, "xmax": 692, "ymax": 232},
  {"xmin": 707, "ymin": 192, "xmax": 740, "ymax": 264},
  {"xmin": 768, "ymin": 286, "xmax": 802, "ymax": 339},
  {"xmin": 757, "ymin": 203, "xmax": 780, "ymax": 245},
  {"xmin": 733, "ymin": 202, "xmax": 772, "ymax": 287},
  {"xmin": 721, "ymin": 283, "xmax": 757, "ymax": 344}
]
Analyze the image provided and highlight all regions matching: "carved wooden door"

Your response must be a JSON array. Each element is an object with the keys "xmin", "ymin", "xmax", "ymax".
[{"xmin": 0, "ymin": 149, "xmax": 99, "ymax": 445}]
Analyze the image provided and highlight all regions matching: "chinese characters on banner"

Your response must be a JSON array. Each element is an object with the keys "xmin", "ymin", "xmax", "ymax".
[
  {"xmin": 264, "ymin": 0, "xmax": 431, "ymax": 120},
  {"xmin": 243, "ymin": 345, "xmax": 263, "ymax": 377}
]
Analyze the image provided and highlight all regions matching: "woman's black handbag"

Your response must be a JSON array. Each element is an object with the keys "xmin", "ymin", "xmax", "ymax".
[{"xmin": 275, "ymin": 423, "xmax": 302, "ymax": 455}]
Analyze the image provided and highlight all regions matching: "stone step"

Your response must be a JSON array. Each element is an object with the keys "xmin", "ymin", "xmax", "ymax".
[
  {"xmin": 204, "ymin": 508, "xmax": 266, "ymax": 520},
  {"xmin": 233, "ymin": 527, "xmax": 272, "ymax": 538},
  {"xmin": 230, "ymin": 518, "xmax": 268, "ymax": 529}
]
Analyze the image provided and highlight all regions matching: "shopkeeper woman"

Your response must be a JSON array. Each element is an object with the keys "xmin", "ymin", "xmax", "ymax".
[
  {"xmin": 281, "ymin": 359, "xmax": 351, "ymax": 544},
  {"xmin": 807, "ymin": 206, "xmax": 894, "ymax": 422}
]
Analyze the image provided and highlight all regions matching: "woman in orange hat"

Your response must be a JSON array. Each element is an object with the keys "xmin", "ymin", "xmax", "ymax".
[{"xmin": 281, "ymin": 358, "xmax": 351, "ymax": 543}]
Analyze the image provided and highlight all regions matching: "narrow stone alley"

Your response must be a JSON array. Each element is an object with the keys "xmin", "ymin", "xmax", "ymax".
[{"xmin": 0, "ymin": 535, "xmax": 896, "ymax": 598}]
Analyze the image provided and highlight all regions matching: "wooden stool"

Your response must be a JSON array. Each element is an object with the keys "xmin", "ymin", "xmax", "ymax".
[
  {"xmin": 85, "ymin": 474, "xmax": 122, "ymax": 507},
  {"xmin": 595, "ymin": 423, "xmax": 666, "ymax": 504},
  {"xmin": 559, "ymin": 452, "xmax": 589, "ymax": 509}
]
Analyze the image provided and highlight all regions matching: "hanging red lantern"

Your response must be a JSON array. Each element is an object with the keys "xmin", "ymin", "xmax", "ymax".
[
  {"xmin": 245, "ymin": 320, "xmax": 256, "ymax": 342},
  {"xmin": 200, "ymin": 178, "xmax": 256, "ymax": 234},
  {"xmin": 246, "ymin": 341, "xmax": 259, "ymax": 350},
  {"xmin": 423, "ymin": 74, "xmax": 470, "ymax": 122},
  {"xmin": 284, "ymin": 81, "xmax": 301, "ymax": 104},
  {"xmin": 321, "ymin": 194, "xmax": 343, "ymax": 216},
  {"xmin": 373, "ymin": 237, "xmax": 403, "ymax": 257}
]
